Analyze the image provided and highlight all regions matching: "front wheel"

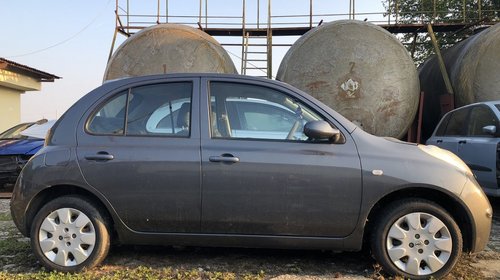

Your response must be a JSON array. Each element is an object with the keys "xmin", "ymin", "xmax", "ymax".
[
  {"xmin": 371, "ymin": 199, "xmax": 462, "ymax": 279},
  {"xmin": 30, "ymin": 195, "xmax": 110, "ymax": 272}
]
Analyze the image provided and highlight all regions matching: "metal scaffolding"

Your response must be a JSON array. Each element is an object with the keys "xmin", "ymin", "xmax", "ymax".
[{"xmin": 109, "ymin": 0, "xmax": 499, "ymax": 77}]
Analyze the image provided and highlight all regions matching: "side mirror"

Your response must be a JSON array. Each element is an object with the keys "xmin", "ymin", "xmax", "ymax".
[
  {"xmin": 304, "ymin": 120, "xmax": 340, "ymax": 142},
  {"xmin": 482, "ymin": 125, "xmax": 497, "ymax": 136}
]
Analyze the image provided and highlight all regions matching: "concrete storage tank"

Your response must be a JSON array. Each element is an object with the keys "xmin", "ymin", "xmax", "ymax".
[
  {"xmin": 104, "ymin": 24, "xmax": 237, "ymax": 81},
  {"xmin": 419, "ymin": 23, "xmax": 500, "ymax": 140},
  {"xmin": 277, "ymin": 20, "xmax": 420, "ymax": 139}
]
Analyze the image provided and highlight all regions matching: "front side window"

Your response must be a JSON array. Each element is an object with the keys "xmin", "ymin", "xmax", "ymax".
[
  {"xmin": 443, "ymin": 108, "xmax": 470, "ymax": 136},
  {"xmin": 435, "ymin": 113, "xmax": 451, "ymax": 137},
  {"xmin": 467, "ymin": 106, "xmax": 498, "ymax": 136},
  {"xmin": 87, "ymin": 82, "xmax": 192, "ymax": 137},
  {"xmin": 209, "ymin": 82, "xmax": 326, "ymax": 141}
]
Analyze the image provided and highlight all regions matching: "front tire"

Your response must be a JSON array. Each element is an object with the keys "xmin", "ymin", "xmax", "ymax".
[
  {"xmin": 30, "ymin": 195, "xmax": 110, "ymax": 272},
  {"xmin": 371, "ymin": 199, "xmax": 462, "ymax": 279}
]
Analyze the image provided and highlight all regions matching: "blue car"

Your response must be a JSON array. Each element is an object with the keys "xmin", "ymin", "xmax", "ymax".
[
  {"xmin": 0, "ymin": 120, "xmax": 53, "ymax": 190},
  {"xmin": 427, "ymin": 101, "xmax": 500, "ymax": 197}
]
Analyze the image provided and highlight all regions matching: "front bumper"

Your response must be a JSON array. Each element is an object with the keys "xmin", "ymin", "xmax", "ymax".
[{"xmin": 460, "ymin": 177, "xmax": 493, "ymax": 253}]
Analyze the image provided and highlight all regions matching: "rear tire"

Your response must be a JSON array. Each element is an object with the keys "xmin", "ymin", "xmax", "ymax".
[
  {"xmin": 30, "ymin": 195, "xmax": 110, "ymax": 272},
  {"xmin": 370, "ymin": 199, "xmax": 462, "ymax": 279}
]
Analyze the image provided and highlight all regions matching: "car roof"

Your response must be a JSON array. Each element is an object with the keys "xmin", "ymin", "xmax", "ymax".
[
  {"xmin": 102, "ymin": 73, "xmax": 290, "ymax": 89},
  {"xmin": 446, "ymin": 100, "xmax": 500, "ymax": 113},
  {"xmin": 459, "ymin": 100, "xmax": 500, "ymax": 107}
]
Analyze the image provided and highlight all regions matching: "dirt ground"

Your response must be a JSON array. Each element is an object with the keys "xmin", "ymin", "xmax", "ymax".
[{"xmin": 1, "ymin": 197, "xmax": 499, "ymax": 279}]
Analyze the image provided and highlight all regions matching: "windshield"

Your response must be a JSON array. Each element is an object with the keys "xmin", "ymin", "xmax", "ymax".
[{"xmin": 0, "ymin": 123, "xmax": 34, "ymax": 140}]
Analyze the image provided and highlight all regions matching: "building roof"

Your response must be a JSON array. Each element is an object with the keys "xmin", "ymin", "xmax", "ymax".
[{"xmin": 0, "ymin": 57, "xmax": 61, "ymax": 82}]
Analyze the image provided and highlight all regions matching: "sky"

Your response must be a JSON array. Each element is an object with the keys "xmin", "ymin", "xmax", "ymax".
[{"xmin": 1, "ymin": 0, "xmax": 384, "ymax": 122}]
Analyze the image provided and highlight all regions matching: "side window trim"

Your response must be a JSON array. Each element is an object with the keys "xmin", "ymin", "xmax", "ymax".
[{"xmin": 123, "ymin": 88, "xmax": 131, "ymax": 136}]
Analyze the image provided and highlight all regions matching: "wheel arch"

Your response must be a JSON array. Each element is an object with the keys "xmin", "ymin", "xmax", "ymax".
[
  {"xmin": 363, "ymin": 186, "xmax": 474, "ymax": 252},
  {"xmin": 24, "ymin": 185, "xmax": 116, "ymax": 239}
]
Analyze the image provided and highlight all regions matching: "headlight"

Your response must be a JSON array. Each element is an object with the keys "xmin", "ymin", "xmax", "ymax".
[{"xmin": 418, "ymin": 144, "xmax": 473, "ymax": 177}]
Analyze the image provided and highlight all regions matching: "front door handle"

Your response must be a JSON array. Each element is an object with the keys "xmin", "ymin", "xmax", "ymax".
[
  {"xmin": 458, "ymin": 140, "xmax": 467, "ymax": 144},
  {"xmin": 436, "ymin": 139, "xmax": 443, "ymax": 143},
  {"xmin": 209, "ymin": 154, "xmax": 240, "ymax": 163},
  {"xmin": 85, "ymin": 152, "xmax": 114, "ymax": 161}
]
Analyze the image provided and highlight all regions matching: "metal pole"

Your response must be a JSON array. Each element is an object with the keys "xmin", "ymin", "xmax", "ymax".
[
  {"xmin": 410, "ymin": 32, "xmax": 418, "ymax": 58},
  {"xmin": 309, "ymin": 0, "xmax": 313, "ymax": 28},
  {"xmin": 478, "ymin": 0, "xmax": 482, "ymax": 20},
  {"xmin": 349, "ymin": 0, "xmax": 352, "ymax": 20},
  {"xmin": 199, "ymin": 0, "xmax": 202, "ymax": 24},
  {"xmin": 463, "ymin": 0, "xmax": 466, "ymax": 22},
  {"xmin": 157, "ymin": 0, "xmax": 160, "ymax": 24},
  {"xmin": 433, "ymin": 0, "xmax": 437, "ymax": 19},
  {"xmin": 126, "ymin": 0, "xmax": 129, "ymax": 33},
  {"xmin": 395, "ymin": 0, "xmax": 398, "ymax": 24},
  {"xmin": 352, "ymin": 0, "xmax": 355, "ymax": 20},
  {"xmin": 205, "ymin": 0, "xmax": 208, "ymax": 28},
  {"xmin": 108, "ymin": 3, "xmax": 120, "ymax": 62},
  {"xmin": 267, "ymin": 0, "xmax": 272, "ymax": 78},
  {"xmin": 166, "ymin": 0, "xmax": 169, "ymax": 23},
  {"xmin": 241, "ymin": 0, "xmax": 246, "ymax": 74},
  {"xmin": 416, "ymin": 92, "xmax": 424, "ymax": 144},
  {"xmin": 258, "ymin": 0, "xmax": 261, "ymax": 29},
  {"xmin": 427, "ymin": 24, "xmax": 454, "ymax": 96},
  {"xmin": 388, "ymin": 0, "xmax": 391, "ymax": 24}
]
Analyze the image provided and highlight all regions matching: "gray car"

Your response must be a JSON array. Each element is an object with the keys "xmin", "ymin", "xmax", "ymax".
[
  {"xmin": 10, "ymin": 74, "xmax": 492, "ymax": 279},
  {"xmin": 427, "ymin": 101, "xmax": 500, "ymax": 197}
]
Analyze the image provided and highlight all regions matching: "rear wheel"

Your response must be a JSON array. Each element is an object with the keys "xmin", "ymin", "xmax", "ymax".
[
  {"xmin": 371, "ymin": 199, "xmax": 462, "ymax": 279},
  {"xmin": 30, "ymin": 195, "xmax": 110, "ymax": 272}
]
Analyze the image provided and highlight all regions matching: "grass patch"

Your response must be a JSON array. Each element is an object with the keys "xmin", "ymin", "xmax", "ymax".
[
  {"xmin": 0, "ymin": 212, "xmax": 11, "ymax": 221},
  {"xmin": 0, "ymin": 266, "xmax": 266, "ymax": 280},
  {"xmin": 0, "ymin": 237, "xmax": 35, "ymax": 268}
]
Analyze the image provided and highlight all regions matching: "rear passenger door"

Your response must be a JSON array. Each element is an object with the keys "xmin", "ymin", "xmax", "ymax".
[{"xmin": 77, "ymin": 79, "xmax": 202, "ymax": 233}]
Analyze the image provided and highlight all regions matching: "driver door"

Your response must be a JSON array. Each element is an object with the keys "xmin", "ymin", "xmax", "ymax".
[{"xmin": 200, "ymin": 79, "xmax": 362, "ymax": 237}]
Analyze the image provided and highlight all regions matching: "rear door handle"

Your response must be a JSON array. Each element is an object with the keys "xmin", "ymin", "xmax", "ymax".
[
  {"xmin": 458, "ymin": 140, "xmax": 467, "ymax": 144},
  {"xmin": 436, "ymin": 139, "xmax": 443, "ymax": 143},
  {"xmin": 209, "ymin": 154, "xmax": 240, "ymax": 163},
  {"xmin": 85, "ymin": 152, "xmax": 114, "ymax": 161}
]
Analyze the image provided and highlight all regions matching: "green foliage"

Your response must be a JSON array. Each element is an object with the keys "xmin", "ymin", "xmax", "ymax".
[
  {"xmin": 381, "ymin": 0, "xmax": 500, "ymax": 65},
  {"xmin": 0, "ymin": 212, "xmax": 12, "ymax": 221}
]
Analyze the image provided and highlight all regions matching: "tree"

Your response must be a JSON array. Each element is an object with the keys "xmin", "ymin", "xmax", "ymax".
[{"xmin": 382, "ymin": 0, "xmax": 500, "ymax": 65}]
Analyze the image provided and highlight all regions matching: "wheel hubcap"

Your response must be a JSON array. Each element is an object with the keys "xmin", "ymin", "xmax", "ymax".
[
  {"xmin": 38, "ymin": 208, "xmax": 96, "ymax": 267},
  {"xmin": 386, "ymin": 212, "xmax": 452, "ymax": 276}
]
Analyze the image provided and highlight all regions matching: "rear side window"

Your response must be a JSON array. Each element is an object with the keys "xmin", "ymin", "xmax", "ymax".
[
  {"xmin": 87, "ymin": 82, "xmax": 192, "ymax": 137},
  {"xmin": 126, "ymin": 83, "xmax": 192, "ymax": 136},
  {"xmin": 443, "ymin": 108, "xmax": 470, "ymax": 136}
]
